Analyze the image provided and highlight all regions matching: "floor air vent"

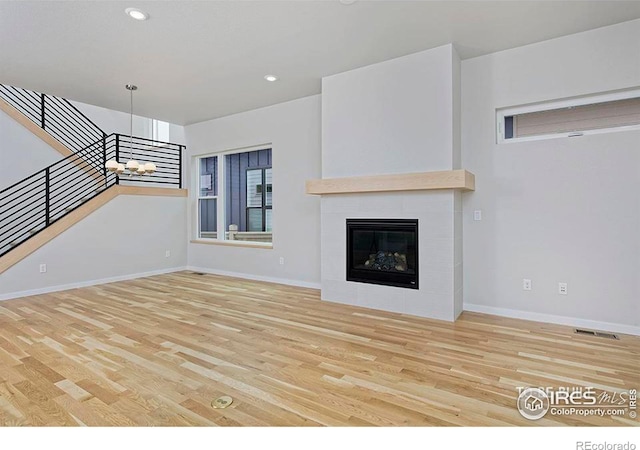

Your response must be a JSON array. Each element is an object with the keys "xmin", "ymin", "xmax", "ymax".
[
  {"xmin": 191, "ymin": 272, "xmax": 206, "ymax": 276},
  {"xmin": 574, "ymin": 329, "xmax": 619, "ymax": 340}
]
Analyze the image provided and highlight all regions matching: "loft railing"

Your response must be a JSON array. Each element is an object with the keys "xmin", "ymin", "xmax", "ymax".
[
  {"xmin": 105, "ymin": 134, "xmax": 183, "ymax": 188},
  {"xmin": 0, "ymin": 84, "xmax": 106, "ymax": 171},
  {"xmin": 0, "ymin": 133, "xmax": 183, "ymax": 257}
]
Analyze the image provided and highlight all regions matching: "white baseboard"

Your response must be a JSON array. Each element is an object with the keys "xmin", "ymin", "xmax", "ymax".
[
  {"xmin": 0, "ymin": 266, "xmax": 188, "ymax": 301},
  {"xmin": 186, "ymin": 266, "xmax": 321, "ymax": 290},
  {"xmin": 464, "ymin": 303, "xmax": 640, "ymax": 337}
]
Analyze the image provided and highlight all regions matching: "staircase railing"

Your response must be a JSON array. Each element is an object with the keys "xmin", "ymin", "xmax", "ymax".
[
  {"xmin": 0, "ymin": 84, "xmax": 106, "ymax": 171},
  {"xmin": 0, "ymin": 133, "xmax": 183, "ymax": 257}
]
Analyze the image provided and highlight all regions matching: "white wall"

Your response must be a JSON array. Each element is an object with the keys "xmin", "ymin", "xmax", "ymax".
[
  {"xmin": 0, "ymin": 108, "xmax": 61, "ymax": 188},
  {"xmin": 70, "ymin": 101, "xmax": 131, "ymax": 136},
  {"xmin": 452, "ymin": 48, "xmax": 463, "ymax": 318},
  {"xmin": 184, "ymin": 95, "xmax": 321, "ymax": 286},
  {"xmin": 70, "ymin": 100, "xmax": 186, "ymax": 145},
  {"xmin": 322, "ymin": 44, "xmax": 456, "ymax": 177},
  {"xmin": 169, "ymin": 123, "xmax": 186, "ymax": 146},
  {"xmin": 0, "ymin": 194, "xmax": 187, "ymax": 299},
  {"xmin": 462, "ymin": 19, "xmax": 640, "ymax": 332}
]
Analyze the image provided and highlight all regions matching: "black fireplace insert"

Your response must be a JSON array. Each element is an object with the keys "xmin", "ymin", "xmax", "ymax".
[{"xmin": 346, "ymin": 219, "xmax": 418, "ymax": 289}]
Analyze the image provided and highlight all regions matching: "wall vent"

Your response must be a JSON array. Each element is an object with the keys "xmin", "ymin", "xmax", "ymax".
[{"xmin": 574, "ymin": 329, "xmax": 619, "ymax": 340}]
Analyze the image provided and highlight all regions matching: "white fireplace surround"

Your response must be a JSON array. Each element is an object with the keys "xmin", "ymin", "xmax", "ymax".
[{"xmin": 320, "ymin": 189, "xmax": 463, "ymax": 321}]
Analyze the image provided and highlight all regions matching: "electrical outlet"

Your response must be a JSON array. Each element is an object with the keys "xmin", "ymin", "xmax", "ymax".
[
  {"xmin": 523, "ymin": 279, "xmax": 532, "ymax": 291},
  {"xmin": 39, "ymin": 264, "xmax": 47, "ymax": 273},
  {"xmin": 279, "ymin": 257, "xmax": 285, "ymax": 265},
  {"xmin": 165, "ymin": 250, "xmax": 171, "ymax": 258},
  {"xmin": 558, "ymin": 282, "xmax": 568, "ymax": 295},
  {"xmin": 473, "ymin": 210, "xmax": 482, "ymax": 221}
]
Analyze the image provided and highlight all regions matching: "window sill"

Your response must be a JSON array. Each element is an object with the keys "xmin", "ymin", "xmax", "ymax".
[{"xmin": 190, "ymin": 239, "xmax": 273, "ymax": 249}]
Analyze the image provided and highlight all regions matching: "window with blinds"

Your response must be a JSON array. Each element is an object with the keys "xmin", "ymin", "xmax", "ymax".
[{"xmin": 497, "ymin": 90, "xmax": 640, "ymax": 143}]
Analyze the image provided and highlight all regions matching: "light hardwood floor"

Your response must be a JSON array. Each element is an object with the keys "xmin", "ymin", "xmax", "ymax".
[{"xmin": 0, "ymin": 271, "xmax": 638, "ymax": 426}]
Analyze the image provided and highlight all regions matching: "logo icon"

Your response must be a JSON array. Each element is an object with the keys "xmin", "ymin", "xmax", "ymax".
[{"xmin": 517, "ymin": 387, "xmax": 550, "ymax": 420}]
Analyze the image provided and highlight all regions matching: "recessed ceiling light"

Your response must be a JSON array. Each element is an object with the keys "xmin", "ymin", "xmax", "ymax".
[
  {"xmin": 264, "ymin": 75, "xmax": 278, "ymax": 82},
  {"xmin": 339, "ymin": 0, "xmax": 358, "ymax": 5},
  {"xmin": 125, "ymin": 8, "xmax": 149, "ymax": 21}
]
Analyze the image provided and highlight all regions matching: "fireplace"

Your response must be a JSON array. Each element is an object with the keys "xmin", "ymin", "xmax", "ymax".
[{"xmin": 346, "ymin": 219, "xmax": 418, "ymax": 289}]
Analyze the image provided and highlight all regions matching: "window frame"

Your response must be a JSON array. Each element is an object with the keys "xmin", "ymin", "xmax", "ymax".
[
  {"xmin": 496, "ymin": 88, "xmax": 640, "ymax": 144},
  {"xmin": 197, "ymin": 156, "xmax": 218, "ymax": 239},
  {"xmin": 192, "ymin": 144, "xmax": 273, "ymax": 249}
]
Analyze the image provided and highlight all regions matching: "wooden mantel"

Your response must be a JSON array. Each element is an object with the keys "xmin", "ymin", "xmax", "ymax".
[{"xmin": 305, "ymin": 169, "xmax": 475, "ymax": 195}]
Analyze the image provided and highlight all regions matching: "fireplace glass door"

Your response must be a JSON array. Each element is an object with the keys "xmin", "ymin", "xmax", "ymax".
[{"xmin": 346, "ymin": 219, "xmax": 418, "ymax": 289}]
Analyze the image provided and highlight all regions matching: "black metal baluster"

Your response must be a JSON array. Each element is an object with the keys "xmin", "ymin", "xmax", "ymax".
[
  {"xmin": 115, "ymin": 134, "xmax": 120, "ymax": 185},
  {"xmin": 40, "ymin": 93, "xmax": 46, "ymax": 130},
  {"xmin": 102, "ymin": 133, "xmax": 107, "ymax": 186},
  {"xmin": 179, "ymin": 145, "xmax": 183, "ymax": 188},
  {"xmin": 45, "ymin": 168, "xmax": 50, "ymax": 226}
]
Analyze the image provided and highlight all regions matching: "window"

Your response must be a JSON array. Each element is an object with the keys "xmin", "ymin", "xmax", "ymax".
[
  {"xmin": 497, "ymin": 89, "xmax": 640, "ymax": 143},
  {"xmin": 132, "ymin": 118, "xmax": 171, "ymax": 142},
  {"xmin": 196, "ymin": 147, "xmax": 272, "ymax": 245},
  {"xmin": 151, "ymin": 119, "xmax": 170, "ymax": 142}
]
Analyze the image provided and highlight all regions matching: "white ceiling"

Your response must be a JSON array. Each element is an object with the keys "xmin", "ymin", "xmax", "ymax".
[{"xmin": 1, "ymin": 1, "xmax": 639, "ymax": 126}]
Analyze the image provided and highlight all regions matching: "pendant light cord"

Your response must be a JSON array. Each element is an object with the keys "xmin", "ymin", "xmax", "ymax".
[{"xmin": 129, "ymin": 87, "xmax": 133, "ymax": 161}]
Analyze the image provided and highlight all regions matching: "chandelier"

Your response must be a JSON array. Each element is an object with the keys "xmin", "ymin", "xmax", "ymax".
[{"xmin": 104, "ymin": 84, "xmax": 156, "ymax": 176}]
